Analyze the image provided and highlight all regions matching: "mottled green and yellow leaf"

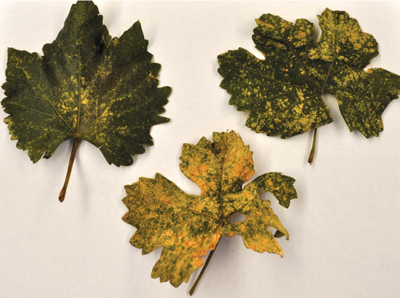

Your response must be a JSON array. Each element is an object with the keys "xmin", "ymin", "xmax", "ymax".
[
  {"xmin": 122, "ymin": 131, "xmax": 297, "ymax": 287},
  {"xmin": 1, "ymin": 1, "xmax": 171, "ymax": 201},
  {"xmin": 218, "ymin": 8, "xmax": 400, "ymax": 143}
]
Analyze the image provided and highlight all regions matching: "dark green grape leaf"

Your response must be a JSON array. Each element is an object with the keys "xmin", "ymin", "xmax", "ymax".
[
  {"xmin": 1, "ymin": 1, "xmax": 171, "ymax": 201},
  {"xmin": 122, "ymin": 131, "xmax": 297, "ymax": 289},
  {"xmin": 218, "ymin": 8, "xmax": 400, "ymax": 162}
]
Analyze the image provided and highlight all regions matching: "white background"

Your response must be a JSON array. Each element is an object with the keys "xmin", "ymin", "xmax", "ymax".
[{"xmin": 1, "ymin": 1, "xmax": 400, "ymax": 298}]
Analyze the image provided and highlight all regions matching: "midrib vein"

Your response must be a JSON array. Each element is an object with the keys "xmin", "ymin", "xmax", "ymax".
[{"xmin": 76, "ymin": 42, "xmax": 82, "ymax": 135}]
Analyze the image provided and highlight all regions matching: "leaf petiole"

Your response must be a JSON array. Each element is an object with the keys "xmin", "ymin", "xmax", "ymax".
[
  {"xmin": 308, "ymin": 128, "xmax": 318, "ymax": 165},
  {"xmin": 59, "ymin": 138, "xmax": 80, "ymax": 202},
  {"xmin": 189, "ymin": 239, "xmax": 221, "ymax": 296}
]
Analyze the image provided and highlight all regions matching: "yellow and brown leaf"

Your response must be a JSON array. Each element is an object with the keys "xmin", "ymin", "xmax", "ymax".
[
  {"xmin": 122, "ymin": 131, "xmax": 297, "ymax": 287},
  {"xmin": 218, "ymin": 8, "xmax": 400, "ymax": 139}
]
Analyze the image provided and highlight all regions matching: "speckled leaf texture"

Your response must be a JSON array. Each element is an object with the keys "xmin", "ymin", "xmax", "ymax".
[
  {"xmin": 122, "ymin": 131, "xmax": 297, "ymax": 287},
  {"xmin": 218, "ymin": 8, "xmax": 400, "ymax": 139},
  {"xmin": 2, "ymin": 1, "xmax": 171, "ymax": 166}
]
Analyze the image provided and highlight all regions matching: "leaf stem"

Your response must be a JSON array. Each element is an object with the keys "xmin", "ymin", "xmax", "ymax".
[
  {"xmin": 59, "ymin": 138, "xmax": 80, "ymax": 202},
  {"xmin": 189, "ymin": 240, "xmax": 221, "ymax": 296},
  {"xmin": 308, "ymin": 128, "xmax": 318, "ymax": 165}
]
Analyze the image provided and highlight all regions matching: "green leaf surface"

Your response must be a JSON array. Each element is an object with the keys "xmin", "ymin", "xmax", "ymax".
[
  {"xmin": 218, "ymin": 8, "xmax": 400, "ymax": 139},
  {"xmin": 1, "ymin": 1, "xmax": 171, "ymax": 200},
  {"xmin": 122, "ymin": 131, "xmax": 297, "ymax": 288}
]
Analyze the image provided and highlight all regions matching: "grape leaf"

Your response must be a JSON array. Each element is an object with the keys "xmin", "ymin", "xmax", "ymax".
[
  {"xmin": 122, "ymin": 131, "xmax": 297, "ymax": 291},
  {"xmin": 1, "ymin": 1, "xmax": 171, "ymax": 201},
  {"xmin": 218, "ymin": 8, "xmax": 400, "ymax": 163}
]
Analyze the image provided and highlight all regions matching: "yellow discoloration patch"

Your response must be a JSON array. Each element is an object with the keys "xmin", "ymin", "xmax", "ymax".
[
  {"xmin": 193, "ymin": 257, "xmax": 204, "ymax": 268},
  {"xmin": 194, "ymin": 202, "xmax": 205, "ymax": 212},
  {"xmin": 188, "ymin": 166, "xmax": 198, "ymax": 176},
  {"xmin": 243, "ymin": 191, "xmax": 252, "ymax": 198},
  {"xmin": 209, "ymin": 233, "xmax": 221, "ymax": 250},
  {"xmin": 293, "ymin": 103, "xmax": 304, "ymax": 114},
  {"xmin": 198, "ymin": 164, "xmax": 208, "ymax": 175}
]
